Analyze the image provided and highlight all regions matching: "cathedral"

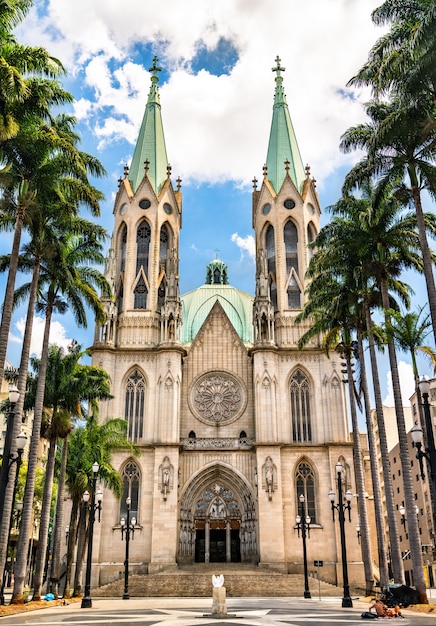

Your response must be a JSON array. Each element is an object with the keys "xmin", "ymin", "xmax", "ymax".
[{"xmin": 90, "ymin": 56, "xmax": 363, "ymax": 588}]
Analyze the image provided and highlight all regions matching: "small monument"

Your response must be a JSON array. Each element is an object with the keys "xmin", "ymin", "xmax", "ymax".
[{"xmin": 204, "ymin": 574, "xmax": 237, "ymax": 618}]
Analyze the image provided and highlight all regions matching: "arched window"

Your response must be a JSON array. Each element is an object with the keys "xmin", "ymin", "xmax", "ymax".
[
  {"xmin": 120, "ymin": 461, "xmax": 140, "ymax": 523},
  {"xmin": 266, "ymin": 225, "xmax": 277, "ymax": 311},
  {"xmin": 136, "ymin": 222, "xmax": 151, "ymax": 275},
  {"xmin": 120, "ymin": 225, "xmax": 127, "ymax": 273},
  {"xmin": 290, "ymin": 369, "xmax": 312, "ymax": 442},
  {"xmin": 159, "ymin": 224, "xmax": 169, "ymax": 268},
  {"xmin": 307, "ymin": 223, "xmax": 316, "ymax": 261},
  {"xmin": 296, "ymin": 460, "xmax": 316, "ymax": 523},
  {"xmin": 125, "ymin": 369, "xmax": 145, "ymax": 442},
  {"xmin": 117, "ymin": 282, "xmax": 124, "ymax": 314},
  {"xmin": 284, "ymin": 221, "xmax": 300, "ymax": 309},
  {"xmin": 134, "ymin": 275, "xmax": 148, "ymax": 309}
]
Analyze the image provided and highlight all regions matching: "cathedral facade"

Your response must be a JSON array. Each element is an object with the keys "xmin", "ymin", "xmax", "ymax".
[{"xmin": 90, "ymin": 57, "xmax": 363, "ymax": 588}]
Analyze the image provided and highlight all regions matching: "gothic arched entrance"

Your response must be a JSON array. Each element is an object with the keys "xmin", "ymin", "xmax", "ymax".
[{"xmin": 178, "ymin": 464, "xmax": 258, "ymax": 565}]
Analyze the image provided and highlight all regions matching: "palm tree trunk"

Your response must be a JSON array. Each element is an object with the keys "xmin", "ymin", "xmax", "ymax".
[
  {"xmin": 411, "ymin": 185, "xmax": 436, "ymax": 343},
  {"xmin": 73, "ymin": 508, "xmax": 88, "ymax": 596},
  {"xmin": 64, "ymin": 498, "xmax": 80, "ymax": 599},
  {"xmin": 0, "ymin": 205, "xmax": 25, "ymax": 384},
  {"xmin": 380, "ymin": 279, "xmax": 428, "ymax": 603},
  {"xmin": 364, "ymin": 297, "xmax": 404, "ymax": 585},
  {"xmin": 11, "ymin": 303, "xmax": 53, "ymax": 604},
  {"xmin": 50, "ymin": 436, "xmax": 69, "ymax": 598},
  {"xmin": 356, "ymin": 326, "xmax": 389, "ymax": 587},
  {"xmin": 343, "ymin": 348, "xmax": 375, "ymax": 595},
  {"xmin": 32, "ymin": 435, "xmax": 58, "ymax": 600},
  {"xmin": 0, "ymin": 256, "xmax": 40, "ymax": 580}
]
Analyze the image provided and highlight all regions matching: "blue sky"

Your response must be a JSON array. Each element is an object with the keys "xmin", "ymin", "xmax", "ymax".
[{"xmin": 3, "ymin": 0, "xmax": 434, "ymax": 410}]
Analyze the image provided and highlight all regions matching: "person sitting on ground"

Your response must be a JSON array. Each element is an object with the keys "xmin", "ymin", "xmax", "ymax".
[{"xmin": 368, "ymin": 598, "xmax": 387, "ymax": 617}]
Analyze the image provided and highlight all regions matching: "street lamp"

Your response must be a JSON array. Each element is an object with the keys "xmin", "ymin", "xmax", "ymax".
[
  {"xmin": 0, "ymin": 420, "xmax": 27, "ymax": 605},
  {"xmin": 120, "ymin": 496, "xmax": 137, "ymax": 600},
  {"xmin": 81, "ymin": 462, "xmax": 102, "ymax": 609},
  {"xmin": 0, "ymin": 385, "xmax": 21, "ymax": 520},
  {"xmin": 399, "ymin": 504, "xmax": 419, "ymax": 530},
  {"xmin": 412, "ymin": 378, "xmax": 436, "ymax": 516},
  {"xmin": 295, "ymin": 493, "xmax": 311, "ymax": 598},
  {"xmin": 329, "ymin": 461, "xmax": 353, "ymax": 608}
]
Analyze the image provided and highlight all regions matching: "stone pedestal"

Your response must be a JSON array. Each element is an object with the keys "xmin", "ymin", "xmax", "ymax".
[{"xmin": 212, "ymin": 586, "xmax": 227, "ymax": 615}]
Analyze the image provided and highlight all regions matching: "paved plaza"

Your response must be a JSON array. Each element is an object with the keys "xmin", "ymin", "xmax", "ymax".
[{"xmin": 1, "ymin": 597, "xmax": 435, "ymax": 626}]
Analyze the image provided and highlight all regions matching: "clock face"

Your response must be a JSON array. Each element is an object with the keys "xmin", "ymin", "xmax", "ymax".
[
  {"xmin": 119, "ymin": 203, "xmax": 128, "ymax": 215},
  {"xmin": 262, "ymin": 203, "xmax": 271, "ymax": 215},
  {"xmin": 163, "ymin": 202, "xmax": 172, "ymax": 215},
  {"xmin": 139, "ymin": 198, "xmax": 151, "ymax": 210},
  {"xmin": 284, "ymin": 198, "xmax": 295, "ymax": 210}
]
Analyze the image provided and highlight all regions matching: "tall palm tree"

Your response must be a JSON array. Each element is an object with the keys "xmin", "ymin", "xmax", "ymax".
[
  {"xmin": 27, "ymin": 342, "xmax": 112, "ymax": 600},
  {"xmin": 10, "ymin": 231, "xmax": 111, "ymax": 604},
  {"xmin": 340, "ymin": 98, "xmax": 436, "ymax": 344},
  {"xmin": 0, "ymin": 111, "xmax": 104, "ymax": 390}
]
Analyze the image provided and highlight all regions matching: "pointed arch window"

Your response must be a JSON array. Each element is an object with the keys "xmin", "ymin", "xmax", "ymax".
[
  {"xmin": 125, "ymin": 369, "xmax": 145, "ymax": 442},
  {"xmin": 266, "ymin": 225, "xmax": 277, "ymax": 311},
  {"xmin": 120, "ymin": 461, "xmax": 140, "ymax": 523},
  {"xmin": 134, "ymin": 275, "xmax": 148, "ymax": 309},
  {"xmin": 136, "ymin": 222, "xmax": 151, "ymax": 275},
  {"xmin": 117, "ymin": 282, "xmax": 124, "ymax": 314},
  {"xmin": 120, "ymin": 225, "xmax": 127, "ymax": 273},
  {"xmin": 159, "ymin": 224, "xmax": 169, "ymax": 268},
  {"xmin": 307, "ymin": 223, "xmax": 316, "ymax": 261},
  {"xmin": 284, "ymin": 221, "xmax": 301, "ymax": 309},
  {"xmin": 296, "ymin": 460, "xmax": 316, "ymax": 523},
  {"xmin": 290, "ymin": 369, "xmax": 312, "ymax": 442}
]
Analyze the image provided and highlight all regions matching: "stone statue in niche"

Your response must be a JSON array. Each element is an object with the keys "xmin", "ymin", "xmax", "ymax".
[
  {"xmin": 263, "ymin": 456, "xmax": 276, "ymax": 500},
  {"xmin": 159, "ymin": 457, "xmax": 173, "ymax": 500}
]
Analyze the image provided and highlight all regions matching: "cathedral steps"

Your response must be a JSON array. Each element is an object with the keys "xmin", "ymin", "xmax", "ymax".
[{"xmin": 93, "ymin": 569, "xmax": 344, "ymax": 598}]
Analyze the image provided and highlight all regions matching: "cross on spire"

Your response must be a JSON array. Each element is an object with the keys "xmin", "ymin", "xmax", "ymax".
[
  {"xmin": 272, "ymin": 55, "xmax": 285, "ymax": 78},
  {"xmin": 149, "ymin": 55, "xmax": 162, "ymax": 78}
]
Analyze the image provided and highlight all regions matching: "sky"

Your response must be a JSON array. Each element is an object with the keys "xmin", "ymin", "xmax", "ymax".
[{"xmin": 3, "ymin": 0, "xmax": 434, "ymax": 412}]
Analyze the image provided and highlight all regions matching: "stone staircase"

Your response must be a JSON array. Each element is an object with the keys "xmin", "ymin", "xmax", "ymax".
[{"xmin": 93, "ymin": 564, "xmax": 346, "ymax": 598}]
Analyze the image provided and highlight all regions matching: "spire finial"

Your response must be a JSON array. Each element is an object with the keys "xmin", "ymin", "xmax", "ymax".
[
  {"xmin": 149, "ymin": 55, "xmax": 162, "ymax": 79},
  {"xmin": 305, "ymin": 164, "xmax": 311, "ymax": 178},
  {"xmin": 144, "ymin": 159, "xmax": 150, "ymax": 174},
  {"xmin": 214, "ymin": 248, "xmax": 220, "ymax": 259},
  {"xmin": 252, "ymin": 176, "xmax": 258, "ymax": 191},
  {"xmin": 272, "ymin": 55, "xmax": 285, "ymax": 78},
  {"xmin": 263, "ymin": 164, "xmax": 268, "ymax": 178},
  {"xmin": 284, "ymin": 159, "xmax": 290, "ymax": 174},
  {"xmin": 124, "ymin": 164, "xmax": 129, "ymax": 178},
  {"xmin": 167, "ymin": 164, "xmax": 172, "ymax": 178},
  {"xmin": 176, "ymin": 176, "xmax": 182, "ymax": 191}
]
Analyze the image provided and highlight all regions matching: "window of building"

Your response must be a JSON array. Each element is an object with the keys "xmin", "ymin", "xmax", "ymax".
[
  {"xmin": 284, "ymin": 221, "xmax": 301, "ymax": 309},
  {"xmin": 290, "ymin": 369, "xmax": 312, "ymax": 442},
  {"xmin": 266, "ymin": 225, "xmax": 277, "ymax": 311},
  {"xmin": 296, "ymin": 460, "xmax": 316, "ymax": 523},
  {"xmin": 125, "ymin": 369, "xmax": 145, "ymax": 442},
  {"xmin": 136, "ymin": 222, "xmax": 151, "ymax": 274},
  {"xmin": 120, "ymin": 226, "xmax": 127, "ymax": 272},
  {"xmin": 134, "ymin": 275, "xmax": 148, "ymax": 309},
  {"xmin": 120, "ymin": 461, "xmax": 140, "ymax": 523}
]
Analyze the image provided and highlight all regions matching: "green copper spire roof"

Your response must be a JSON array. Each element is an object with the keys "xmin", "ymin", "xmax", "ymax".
[
  {"xmin": 129, "ymin": 56, "xmax": 169, "ymax": 195},
  {"xmin": 265, "ymin": 56, "xmax": 305, "ymax": 194}
]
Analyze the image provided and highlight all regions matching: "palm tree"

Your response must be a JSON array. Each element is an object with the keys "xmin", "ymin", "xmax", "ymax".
[
  {"xmin": 0, "ymin": 111, "xmax": 104, "ymax": 396},
  {"xmin": 63, "ymin": 416, "xmax": 138, "ymax": 598},
  {"xmin": 340, "ymin": 97, "xmax": 436, "ymax": 344},
  {"xmin": 349, "ymin": 0, "xmax": 436, "ymax": 109},
  {"xmin": 297, "ymin": 244, "xmax": 383, "ymax": 594},
  {"xmin": 27, "ymin": 342, "xmax": 112, "ymax": 600},
  {"xmin": 10, "ymin": 231, "xmax": 111, "ymax": 604}
]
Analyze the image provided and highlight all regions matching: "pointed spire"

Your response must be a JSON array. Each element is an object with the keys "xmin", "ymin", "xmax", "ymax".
[
  {"xmin": 129, "ymin": 56, "xmax": 170, "ymax": 195},
  {"xmin": 265, "ymin": 56, "xmax": 305, "ymax": 194}
]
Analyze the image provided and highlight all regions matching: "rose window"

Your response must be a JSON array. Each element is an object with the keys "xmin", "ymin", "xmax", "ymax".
[{"xmin": 190, "ymin": 372, "xmax": 246, "ymax": 425}]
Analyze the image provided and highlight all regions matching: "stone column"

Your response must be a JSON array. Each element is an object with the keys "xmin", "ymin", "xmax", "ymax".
[
  {"xmin": 226, "ymin": 521, "xmax": 231, "ymax": 562},
  {"xmin": 205, "ymin": 520, "xmax": 210, "ymax": 563}
]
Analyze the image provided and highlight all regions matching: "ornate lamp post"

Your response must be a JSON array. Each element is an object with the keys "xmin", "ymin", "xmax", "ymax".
[
  {"xmin": 120, "ymin": 496, "xmax": 136, "ymax": 600},
  {"xmin": 0, "ymin": 419, "xmax": 27, "ymax": 605},
  {"xmin": 0, "ymin": 385, "xmax": 21, "ymax": 520},
  {"xmin": 81, "ymin": 462, "xmax": 102, "ymax": 609},
  {"xmin": 295, "ymin": 493, "xmax": 311, "ymax": 598},
  {"xmin": 412, "ymin": 378, "xmax": 436, "ymax": 542},
  {"xmin": 329, "ymin": 461, "xmax": 353, "ymax": 608}
]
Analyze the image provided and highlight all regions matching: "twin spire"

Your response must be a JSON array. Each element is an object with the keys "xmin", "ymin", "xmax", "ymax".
[{"xmin": 128, "ymin": 55, "xmax": 305, "ymax": 196}]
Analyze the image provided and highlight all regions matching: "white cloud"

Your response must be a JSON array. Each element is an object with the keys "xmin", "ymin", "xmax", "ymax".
[
  {"xmin": 231, "ymin": 233, "xmax": 255, "ymax": 259},
  {"xmin": 17, "ymin": 0, "xmax": 384, "ymax": 187},
  {"xmin": 13, "ymin": 316, "xmax": 73, "ymax": 359},
  {"xmin": 383, "ymin": 361, "xmax": 416, "ymax": 408}
]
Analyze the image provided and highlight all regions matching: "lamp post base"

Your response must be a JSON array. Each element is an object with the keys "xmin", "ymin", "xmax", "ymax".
[
  {"xmin": 342, "ymin": 596, "xmax": 353, "ymax": 608},
  {"xmin": 81, "ymin": 596, "xmax": 92, "ymax": 608},
  {"xmin": 123, "ymin": 592, "xmax": 130, "ymax": 599},
  {"xmin": 304, "ymin": 590, "xmax": 311, "ymax": 599}
]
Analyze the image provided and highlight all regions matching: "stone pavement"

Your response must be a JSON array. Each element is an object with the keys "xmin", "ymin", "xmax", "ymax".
[{"xmin": 1, "ymin": 596, "xmax": 436, "ymax": 626}]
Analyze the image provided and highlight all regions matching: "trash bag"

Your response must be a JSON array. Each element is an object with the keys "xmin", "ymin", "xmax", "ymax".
[{"xmin": 361, "ymin": 611, "xmax": 378, "ymax": 619}]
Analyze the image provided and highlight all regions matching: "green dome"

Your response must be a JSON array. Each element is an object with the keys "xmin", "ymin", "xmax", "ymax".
[{"xmin": 181, "ymin": 261, "xmax": 254, "ymax": 344}]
